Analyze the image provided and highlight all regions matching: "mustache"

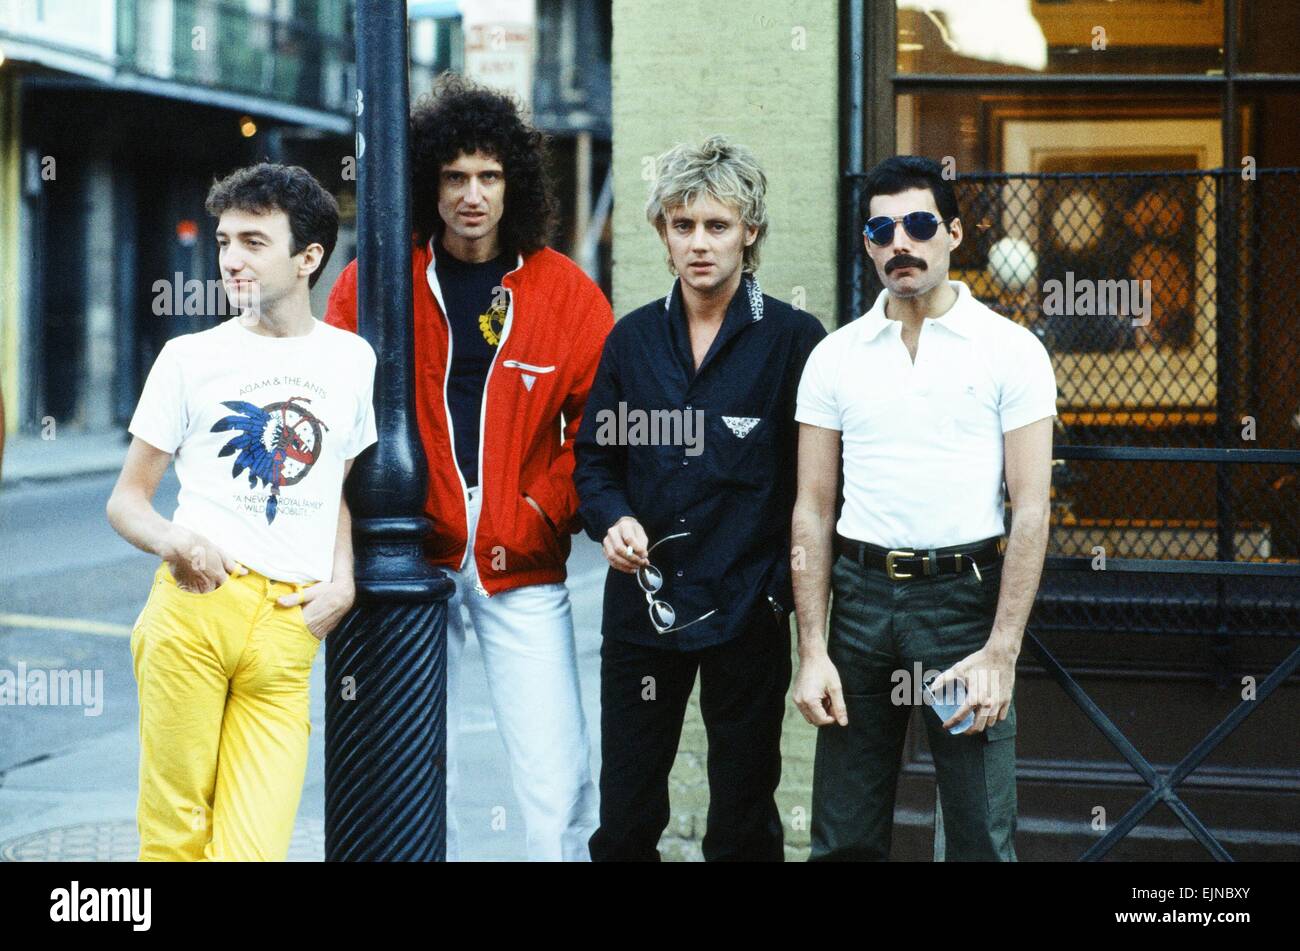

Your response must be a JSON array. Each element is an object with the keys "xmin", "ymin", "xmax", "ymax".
[{"xmin": 885, "ymin": 255, "xmax": 927, "ymax": 274}]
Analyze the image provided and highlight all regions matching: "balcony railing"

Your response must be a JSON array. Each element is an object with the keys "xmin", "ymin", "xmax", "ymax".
[{"xmin": 116, "ymin": 0, "xmax": 356, "ymax": 115}]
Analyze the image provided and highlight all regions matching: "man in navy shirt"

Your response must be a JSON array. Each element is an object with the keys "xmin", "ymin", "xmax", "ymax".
[{"xmin": 575, "ymin": 135, "xmax": 826, "ymax": 861}]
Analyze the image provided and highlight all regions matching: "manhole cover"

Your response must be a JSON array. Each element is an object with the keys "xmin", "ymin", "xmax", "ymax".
[{"xmin": 0, "ymin": 819, "xmax": 326, "ymax": 861}]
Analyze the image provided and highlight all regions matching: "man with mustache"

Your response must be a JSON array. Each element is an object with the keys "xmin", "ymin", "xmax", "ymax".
[{"xmin": 791, "ymin": 155, "xmax": 1057, "ymax": 860}]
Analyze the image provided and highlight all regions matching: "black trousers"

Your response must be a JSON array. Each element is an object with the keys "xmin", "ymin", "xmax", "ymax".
[
  {"xmin": 588, "ymin": 604, "xmax": 792, "ymax": 862},
  {"xmin": 810, "ymin": 552, "xmax": 1017, "ymax": 861}
]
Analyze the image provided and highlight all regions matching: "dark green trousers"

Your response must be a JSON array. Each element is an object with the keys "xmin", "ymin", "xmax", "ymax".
[{"xmin": 810, "ymin": 551, "xmax": 1018, "ymax": 862}]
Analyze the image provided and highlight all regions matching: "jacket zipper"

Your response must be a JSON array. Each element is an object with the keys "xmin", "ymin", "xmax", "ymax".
[
  {"xmin": 471, "ymin": 253, "xmax": 526, "ymax": 597},
  {"xmin": 425, "ymin": 250, "xmax": 474, "ymax": 574}
]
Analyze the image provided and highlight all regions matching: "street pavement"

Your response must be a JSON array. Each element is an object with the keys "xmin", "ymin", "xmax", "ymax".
[{"xmin": 0, "ymin": 469, "xmax": 609, "ymax": 861}]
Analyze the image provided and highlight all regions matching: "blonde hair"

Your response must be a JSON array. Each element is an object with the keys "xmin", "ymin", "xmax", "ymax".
[{"xmin": 646, "ymin": 135, "xmax": 769, "ymax": 273}]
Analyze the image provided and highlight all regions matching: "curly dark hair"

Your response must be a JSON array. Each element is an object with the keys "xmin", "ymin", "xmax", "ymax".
[
  {"xmin": 410, "ymin": 73, "xmax": 557, "ymax": 256},
  {"xmin": 204, "ymin": 163, "xmax": 339, "ymax": 288}
]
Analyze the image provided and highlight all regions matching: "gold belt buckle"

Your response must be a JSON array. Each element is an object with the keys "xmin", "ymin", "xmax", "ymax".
[{"xmin": 885, "ymin": 549, "xmax": 915, "ymax": 580}]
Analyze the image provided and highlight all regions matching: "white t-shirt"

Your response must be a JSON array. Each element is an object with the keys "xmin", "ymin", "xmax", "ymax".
[
  {"xmin": 129, "ymin": 316, "xmax": 378, "ymax": 583},
  {"xmin": 796, "ymin": 280, "xmax": 1058, "ymax": 549}
]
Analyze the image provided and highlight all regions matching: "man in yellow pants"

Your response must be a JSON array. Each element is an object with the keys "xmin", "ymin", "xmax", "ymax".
[{"xmin": 107, "ymin": 163, "xmax": 377, "ymax": 861}]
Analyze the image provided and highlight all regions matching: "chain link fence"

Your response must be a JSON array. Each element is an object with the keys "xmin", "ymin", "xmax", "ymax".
[{"xmin": 852, "ymin": 168, "xmax": 1299, "ymax": 637}]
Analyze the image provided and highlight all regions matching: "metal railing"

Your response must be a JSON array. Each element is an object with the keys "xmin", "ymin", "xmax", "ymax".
[
  {"xmin": 1031, "ymin": 447, "xmax": 1300, "ymax": 861},
  {"xmin": 116, "ymin": 0, "xmax": 356, "ymax": 114}
]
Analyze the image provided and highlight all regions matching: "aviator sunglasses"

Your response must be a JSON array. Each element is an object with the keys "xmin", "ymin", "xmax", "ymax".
[
  {"xmin": 863, "ymin": 211, "xmax": 953, "ymax": 246},
  {"xmin": 634, "ymin": 532, "xmax": 717, "ymax": 635}
]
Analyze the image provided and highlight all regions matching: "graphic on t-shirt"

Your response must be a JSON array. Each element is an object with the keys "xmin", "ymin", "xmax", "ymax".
[
  {"xmin": 210, "ymin": 396, "xmax": 329, "ymax": 524},
  {"xmin": 478, "ymin": 298, "xmax": 507, "ymax": 346}
]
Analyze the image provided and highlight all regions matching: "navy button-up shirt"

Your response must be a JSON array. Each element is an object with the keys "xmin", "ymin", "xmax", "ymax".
[{"xmin": 574, "ymin": 275, "xmax": 826, "ymax": 650}]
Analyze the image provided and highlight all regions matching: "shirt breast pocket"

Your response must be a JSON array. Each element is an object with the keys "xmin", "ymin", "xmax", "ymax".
[{"xmin": 704, "ymin": 412, "xmax": 774, "ymax": 488}]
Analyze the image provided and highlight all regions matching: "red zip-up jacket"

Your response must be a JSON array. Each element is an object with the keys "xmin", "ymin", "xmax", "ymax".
[{"xmin": 324, "ymin": 240, "xmax": 613, "ymax": 595}]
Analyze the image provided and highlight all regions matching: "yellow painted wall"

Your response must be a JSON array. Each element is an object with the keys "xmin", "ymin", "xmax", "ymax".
[{"xmin": 610, "ymin": 0, "xmax": 840, "ymax": 330}]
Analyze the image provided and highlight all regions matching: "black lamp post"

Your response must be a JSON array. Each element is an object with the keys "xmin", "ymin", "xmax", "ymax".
[{"xmin": 325, "ymin": 0, "xmax": 454, "ymax": 862}]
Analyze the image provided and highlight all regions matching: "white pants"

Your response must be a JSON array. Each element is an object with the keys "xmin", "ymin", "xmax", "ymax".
[{"xmin": 445, "ymin": 486, "xmax": 599, "ymax": 861}]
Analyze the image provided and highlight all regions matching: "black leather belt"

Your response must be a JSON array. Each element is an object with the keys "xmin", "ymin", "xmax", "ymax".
[{"xmin": 835, "ymin": 535, "xmax": 1004, "ymax": 580}]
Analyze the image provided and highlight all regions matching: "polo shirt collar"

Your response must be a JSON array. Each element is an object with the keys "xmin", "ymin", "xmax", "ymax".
[
  {"xmin": 932, "ymin": 281, "xmax": 978, "ymax": 337},
  {"xmin": 857, "ymin": 280, "xmax": 979, "ymax": 340}
]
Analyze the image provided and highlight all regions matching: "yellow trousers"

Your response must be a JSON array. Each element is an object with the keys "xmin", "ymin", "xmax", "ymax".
[{"xmin": 130, "ymin": 562, "xmax": 321, "ymax": 861}]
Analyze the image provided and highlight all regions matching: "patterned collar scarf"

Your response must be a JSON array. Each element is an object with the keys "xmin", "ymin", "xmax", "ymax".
[{"xmin": 664, "ymin": 273, "xmax": 764, "ymax": 322}]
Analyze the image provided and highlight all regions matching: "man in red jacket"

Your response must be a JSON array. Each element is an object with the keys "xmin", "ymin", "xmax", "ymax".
[{"xmin": 325, "ymin": 75, "xmax": 611, "ymax": 860}]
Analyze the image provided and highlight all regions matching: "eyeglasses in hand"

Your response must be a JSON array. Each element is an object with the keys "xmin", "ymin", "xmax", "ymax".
[{"xmin": 636, "ymin": 532, "xmax": 717, "ymax": 635}]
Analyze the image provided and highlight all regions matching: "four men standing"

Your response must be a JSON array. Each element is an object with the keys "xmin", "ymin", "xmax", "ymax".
[{"xmin": 115, "ymin": 76, "xmax": 1055, "ymax": 861}]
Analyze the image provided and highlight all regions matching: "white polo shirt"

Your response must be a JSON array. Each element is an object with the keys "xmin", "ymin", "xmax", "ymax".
[{"xmin": 796, "ymin": 280, "xmax": 1057, "ymax": 549}]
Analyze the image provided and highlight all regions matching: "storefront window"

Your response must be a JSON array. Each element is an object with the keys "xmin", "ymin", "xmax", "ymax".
[
  {"xmin": 870, "ymin": 4, "xmax": 1299, "ymax": 464},
  {"xmin": 896, "ymin": 0, "xmax": 1224, "ymax": 75},
  {"xmin": 895, "ymin": 91, "xmax": 1227, "ymax": 174}
]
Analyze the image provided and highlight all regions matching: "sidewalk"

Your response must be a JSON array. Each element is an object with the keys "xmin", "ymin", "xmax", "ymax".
[
  {"xmin": 0, "ymin": 544, "xmax": 609, "ymax": 862},
  {"xmin": 0, "ymin": 436, "xmax": 611, "ymax": 860},
  {"xmin": 1, "ymin": 431, "xmax": 130, "ymax": 487}
]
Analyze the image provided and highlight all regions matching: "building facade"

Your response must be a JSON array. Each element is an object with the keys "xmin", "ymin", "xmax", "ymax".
[
  {"xmin": 0, "ymin": 0, "xmax": 613, "ymax": 446},
  {"xmin": 612, "ymin": 0, "xmax": 1300, "ymax": 861},
  {"xmin": 0, "ymin": 0, "xmax": 359, "ymax": 443}
]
